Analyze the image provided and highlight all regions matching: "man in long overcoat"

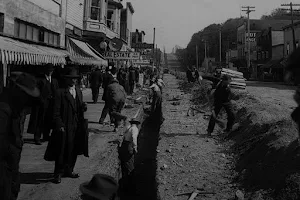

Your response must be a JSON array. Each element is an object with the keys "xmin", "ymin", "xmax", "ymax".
[
  {"xmin": 128, "ymin": 66, "xmax": 136, "ymax": 95},
  {"xmin": 44, "ymin": 67, "xmax": 87, "ymax": 184},
  {"xmin": 0, "ymin": 72, "xmax": 40, "ymax": 200},
  {"xmin": 28, "ymin": 64, "xmax": 59, "ymax": 144},
  {"xmin": 89, "ymin": 66, "xmax": 103, "ymax": 103}
]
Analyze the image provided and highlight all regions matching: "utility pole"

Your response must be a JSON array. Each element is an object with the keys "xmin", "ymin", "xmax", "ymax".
[
  {"xmin": 281, "ymin": 2, "xmax": 300, "ymax": 51},
  {"xmin": 153, "ymin": 28, "xmax": 156, "ymax": 67},
  {"xmin": 242, "ymin": 6, "xmax": 255, "ymax": 69},
  {"xmin": 196, "ymin": 45, "xmax": 198, "ymax": 70},
  {"xmin": 219, "ymin": 28, "xmax": 222, "ymax": 68}
]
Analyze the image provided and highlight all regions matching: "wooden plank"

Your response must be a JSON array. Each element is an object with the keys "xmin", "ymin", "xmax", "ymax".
[
  {"xmin": 222, "ymin": 68, "xmax": 243, "ymax": 76},
  {"xmin": 230, "ymin": 81, "xmax": 246, "ymax": 86},
  {"xmin": 231, "ymin": 78, "xmax": 246, "ymax": 82},
  {"xmin": 221, "ymin": 71, "xmax": 244, "ymax": 79}
]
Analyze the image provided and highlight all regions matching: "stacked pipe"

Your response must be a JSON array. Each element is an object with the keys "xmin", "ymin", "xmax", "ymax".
[{"xmin": 221, "ymin": 68, "xmax": 246, "ymax": 90}]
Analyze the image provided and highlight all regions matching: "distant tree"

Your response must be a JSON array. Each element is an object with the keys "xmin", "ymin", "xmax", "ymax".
[{"xmin": 261, "ymin": 8, "xmax": 291, "ymax": 20}]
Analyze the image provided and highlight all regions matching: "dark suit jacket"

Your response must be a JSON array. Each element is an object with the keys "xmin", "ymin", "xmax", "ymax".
[
  {"xmin": 89, "ymin": 70, "xmax": 103, "ymax": 88},
  {"xmin": 44, "ymin": 86, "xmax": 88, "ymax": 161},
  {"xmin": 27, "ymin": 77, "xmax": 59, "ymax": 134}
]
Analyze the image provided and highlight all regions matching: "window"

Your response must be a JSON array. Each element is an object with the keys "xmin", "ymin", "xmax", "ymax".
[
  {"xmin": 287, "ymin": 43, "xmax": 290, "ymax": 55},
  {"xmin": 0, "ymin": 13, "xmax": 4, "ymax": 33},
  {"xmin": 14, "ymin": 19, "xmax": 60, "ymax": 47},
  {"xmin": 107, "ymin": 9, "xmax": 114, "ymax": 30},
  {"xmin": 90, "ymin": 0, "xmax": 101, "ymax": 21}
]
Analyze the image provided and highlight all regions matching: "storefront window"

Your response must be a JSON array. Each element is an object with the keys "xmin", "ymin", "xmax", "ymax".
[{"xmin": 91, "ymin": 0, "xmax": 101, "ymax": 21}]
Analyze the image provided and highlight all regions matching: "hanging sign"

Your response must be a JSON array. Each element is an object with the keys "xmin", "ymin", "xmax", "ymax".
[
  {"xmin": 104, "ymin": 51, "xmax": 140, "ymax": 60},
  {"xmin": 132, "ymin": 43, "xmax": 154, "ymax": 49}
]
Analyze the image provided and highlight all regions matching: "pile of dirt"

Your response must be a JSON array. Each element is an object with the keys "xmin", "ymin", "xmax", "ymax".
[{"xmin": 172, "ymin": 70, "xmax": 300, "ymax": 200}]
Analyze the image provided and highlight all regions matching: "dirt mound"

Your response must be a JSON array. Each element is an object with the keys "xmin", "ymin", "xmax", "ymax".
[{"xmin": 172, "ymin": 69, "xmax": 300, "ymax": 199}]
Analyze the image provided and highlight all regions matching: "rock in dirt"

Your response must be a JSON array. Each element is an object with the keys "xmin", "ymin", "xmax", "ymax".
[
  {"xmin": 171, "ymin": 102, "xmax": 180, "ymax": 106},
  {"xmin": 166, "ymin": 149, "xmax": 172, "ymax": 153},
  {"xmin": 250, "ymin": 192, "xmax": 264, "ymax": 200},
  {"xmin": 235, "ymin": 190, "xmax": 245, "ymax": 200},
  {"xmin": 161, "ymin": 164, "xmax": 168, "ymax": 170}
]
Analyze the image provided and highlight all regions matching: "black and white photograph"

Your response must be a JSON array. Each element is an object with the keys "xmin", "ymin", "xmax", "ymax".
[{"xmin": 0, "ymin": 0, "xmax": 300, "ymax": 200}]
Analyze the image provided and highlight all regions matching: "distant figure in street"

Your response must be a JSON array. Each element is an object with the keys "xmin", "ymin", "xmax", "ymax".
[
  {"xmin": 129, "ymin": 66, "xmax": 136, "ymax": 95},
  {"xmin": 28, "ymin": 64, "xmax": 59, "ymax": 145},
  {"xmin": 44, "ymin": 67, "xmax": 88, "ymax": 184},
  {"xmin": 149, "ymin": 82, "xmax": 164, "ymax": 125},
  {"xmin": 200, "ymin": 74, "xmax": 235, "ymax": 136},
  {"xmin": 0, "ymin": 72, "xmax": 40, "ymax": 200},
  {"xmin": 105, "ymin": 78, "xmax": 127, "ymax": 132},
  {"xmin": 118, "ymin": 117, "xmax": 140, "ymax": 198},
  {"xmin": 99, "ymin": 64, "xmax": 115, "ymax": 125},
  {"xmin": 89, "ymin": 66, "xmax": 103, "ymax": 103},
  {"xmin": 194, "ymin": 68, "xmax": 200, "ymax": 81},
  {"xmin": 186, "ymin": 67, "xmax": 193, "ymax": 83}
]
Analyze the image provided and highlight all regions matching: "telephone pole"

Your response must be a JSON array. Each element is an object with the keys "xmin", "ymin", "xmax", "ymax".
[
  {"xmin": 152, "ymin": 28, "xmax": 156, "ymax": 68},
  {"xmin": 242, "ymin": 6, "xmax": 255, "ymax": 69},
  {"xmin": 219, "ymin": 28, "xmax": 222, "ymax": 68},
  {"xmin": 281, "ymin": 2, "xmax": 300, "ymax": 51}
]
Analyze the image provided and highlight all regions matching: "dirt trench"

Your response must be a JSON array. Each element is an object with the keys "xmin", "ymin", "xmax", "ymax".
[{"xmin": 170, "ymin": 70, "xmax": 300, "ymax": 200}]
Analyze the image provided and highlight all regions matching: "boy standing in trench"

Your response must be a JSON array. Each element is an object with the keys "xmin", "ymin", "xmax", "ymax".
[{"xmin": 199, "ymin": 74, "xmax": 235, "ymax": 136}]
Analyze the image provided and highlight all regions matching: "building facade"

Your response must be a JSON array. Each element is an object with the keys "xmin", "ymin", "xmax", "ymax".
[
  {"xmin": 283, "ymin": 21, "xmax": 300, "ymax": 58},
  {"xmin": 120, "ymin": 2, "xmax": 134, "ymax": 50}
]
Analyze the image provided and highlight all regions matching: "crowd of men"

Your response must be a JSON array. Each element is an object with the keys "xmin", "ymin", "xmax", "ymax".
[{"xmin": 0, "ymin": 61, "xmax": 164, "ymax": 200}]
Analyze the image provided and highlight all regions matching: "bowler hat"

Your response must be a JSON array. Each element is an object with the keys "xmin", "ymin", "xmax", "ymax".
[
  {"xmin": 63, "ymin": 67, "xmax": 80, "ymax": 78},
  {"xmin": 9, "ymin": 72, "xmax": 40, "ymax": 97},
  {"xmin": 129, "ymin": 118, "xmax": 141, "ymax": 124},
  {"xmin": 43, "ymin": 64, "xmax": 55, "ymax": 73},
  {"xmin": 80, "ymin": 174, "xmax": 118, "ymax": 200}
]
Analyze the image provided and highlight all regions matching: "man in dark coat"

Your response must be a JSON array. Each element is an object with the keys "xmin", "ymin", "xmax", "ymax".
[
  {"xmin": 200, "ymin": 74, "xmax": 235, "ymax": 135},
  {"xmin": 99, "ymin": 64, "xmax": 116, "ymax": 124},
  {"xmin": 28, "ymin": 64, "xmax": 59, "ymax": 145},
  {"xmin": 186, "ymin": 67, "xmax": 193, "ymax": 83},
  {"xmin": 128, "ymin": 66, "xmax": 136, "ymax": 95},
  {"xmin": 105, "ymin": 79, "xmax": 127, "ymax": 132},
  {"xmin": 89, "ymin": 66, "xmax": 103, "ymax": 103},
  {"xmin": 0, "ymin": 72, "xmax": 40, "ymax": 200},
  {"xmin": 44, "ymin": 67, "xmax": 87, "ymax": 184}
]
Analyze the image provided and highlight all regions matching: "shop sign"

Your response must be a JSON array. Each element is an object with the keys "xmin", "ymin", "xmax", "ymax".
[
  {"xmin": 132, "ymin": 43, "xmax": 154, "ymax": 49},
  {"xmin": 104, "ymin": 51, "xmax": 140, "ymax": 60}
]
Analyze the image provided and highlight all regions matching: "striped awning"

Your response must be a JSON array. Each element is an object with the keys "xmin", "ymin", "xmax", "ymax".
[
  {"xmin": 0, "ymin": 35, "xmax": 67, "ymax": 65},
  {"xmin": 67, "ymin": 37, "xmax": 108, "ymax": 66}
]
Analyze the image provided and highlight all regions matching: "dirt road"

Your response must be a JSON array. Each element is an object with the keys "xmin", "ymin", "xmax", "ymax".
[
  {"xmin": 18, "ymin": 89, "xmax": 143, "ymax": 200},
  {"xmin": 246, "ymin": 81, "xmax": 297, "ymax": 115},
  {"xmin": 157, "ymin": 74, "xmax": 237, "ymax": 200}
]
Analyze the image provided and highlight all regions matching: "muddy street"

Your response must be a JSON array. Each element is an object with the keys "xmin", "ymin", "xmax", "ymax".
[{"xmin": 156, "ymin": 74, "xmax": 237, "ymax": 200}]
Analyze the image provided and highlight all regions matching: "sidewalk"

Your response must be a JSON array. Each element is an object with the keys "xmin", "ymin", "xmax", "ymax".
[{"xmin": 18, "ymin": 87, "xmax": 147, "ymax": 200}]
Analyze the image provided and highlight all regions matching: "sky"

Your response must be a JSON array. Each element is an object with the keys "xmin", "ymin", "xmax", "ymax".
[{"xmin": 123, "ymin": 0, "xmax": 293, "ymax": 53}]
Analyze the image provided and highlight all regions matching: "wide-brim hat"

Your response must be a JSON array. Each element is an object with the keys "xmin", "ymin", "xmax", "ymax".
[
  {"xmin": 9, "ymin": 72, "xmax": 40, "ymax": 97},
  {"xmin": 80, "ymin": 174, "xmax": 118, "ymax": 200},
  {"xmin": 63, "ymin": 67, "xmax": 80, "ymax": 78},
  {"xmin": 129, "ymin": 118, "xmax": 141, "ymax": 124}
]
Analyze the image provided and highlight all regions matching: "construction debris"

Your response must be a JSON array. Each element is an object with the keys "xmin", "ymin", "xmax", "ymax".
[
  {"xmin": 221, "ymin": 68, "xmax": 246, "ymax": 90},
  {"xmin": 171, "ymin": 101, "xmax": 180, "ymax": 106}
]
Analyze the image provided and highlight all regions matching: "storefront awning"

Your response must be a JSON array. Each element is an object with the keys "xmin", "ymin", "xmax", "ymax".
[
  {"xmin": 0, "ymin": 35, "xmax": 67, "ymax": 65},
  {"xmin": 67, "ymin": 37, "xmax": 108, "ymax": 66}
]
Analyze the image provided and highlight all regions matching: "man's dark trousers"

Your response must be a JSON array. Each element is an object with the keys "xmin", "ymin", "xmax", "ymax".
[
  {"xmin": 91, "ymin": 86, "xmax": 100, "ymax": 103},
  {"xmin": 99, "ymin": 102, "xmax": 112, "ymax": 124},
  {"xmin": 207, "ymin": 102, "xmax": 235, "ymax": 133}
]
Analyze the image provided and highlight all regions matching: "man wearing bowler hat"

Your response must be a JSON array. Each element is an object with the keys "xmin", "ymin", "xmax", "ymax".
[
  {"xmin": 0, "ymin": 72, "xmax": 40, "ymax": 200},
  {"xmin": 44, "ymin": 67, "xmax": 88, "ymax": 184},
  {"xmin": 28, "ymin": 64, "xmax": 59, "ymax": 145}
]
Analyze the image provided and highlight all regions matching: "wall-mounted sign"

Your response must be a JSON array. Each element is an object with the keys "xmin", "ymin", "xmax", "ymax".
[
  {"xmin": 104, "ymin": 51, "xmax": 140, "ymax": 60},
  {"xmin": 132, "ymin": 43, "xmax": 154, "ymax": 49},
  {"xmin": 246, "ymin": 32, "xmax": 256, "ymax": 42},
  {"xmin": 73, "ymin": 27, "xmax": 82, "ymax": 37}
]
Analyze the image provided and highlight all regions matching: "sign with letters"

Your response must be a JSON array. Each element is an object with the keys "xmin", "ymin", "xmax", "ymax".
[
  {"xmin": 104, "ymin": 51, "xmax": 140, "ymax": 60},
  {"xmin": 132, "ymin": 43, "xmax": 154, "ymax": 49}
]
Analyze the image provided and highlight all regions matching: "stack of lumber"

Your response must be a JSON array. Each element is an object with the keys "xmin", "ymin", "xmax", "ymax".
[{"xmin": 221, "ymin": 68, "xmax": 246, "ymax": 89}]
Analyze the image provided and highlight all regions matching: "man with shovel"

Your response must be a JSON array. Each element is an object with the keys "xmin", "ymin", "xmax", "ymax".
[{"xmin": 199, "ymin": 74, "xmax": 235, "ymax": 136}]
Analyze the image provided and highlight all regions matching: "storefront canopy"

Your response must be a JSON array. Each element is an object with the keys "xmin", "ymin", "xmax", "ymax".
[
  {"xmin": 67, "ymin": 37, "xmax": 108, "ymax": 66},
  {"xmin": 0, "ymin": 35, "xmax": 67, "ymax": 65}
]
